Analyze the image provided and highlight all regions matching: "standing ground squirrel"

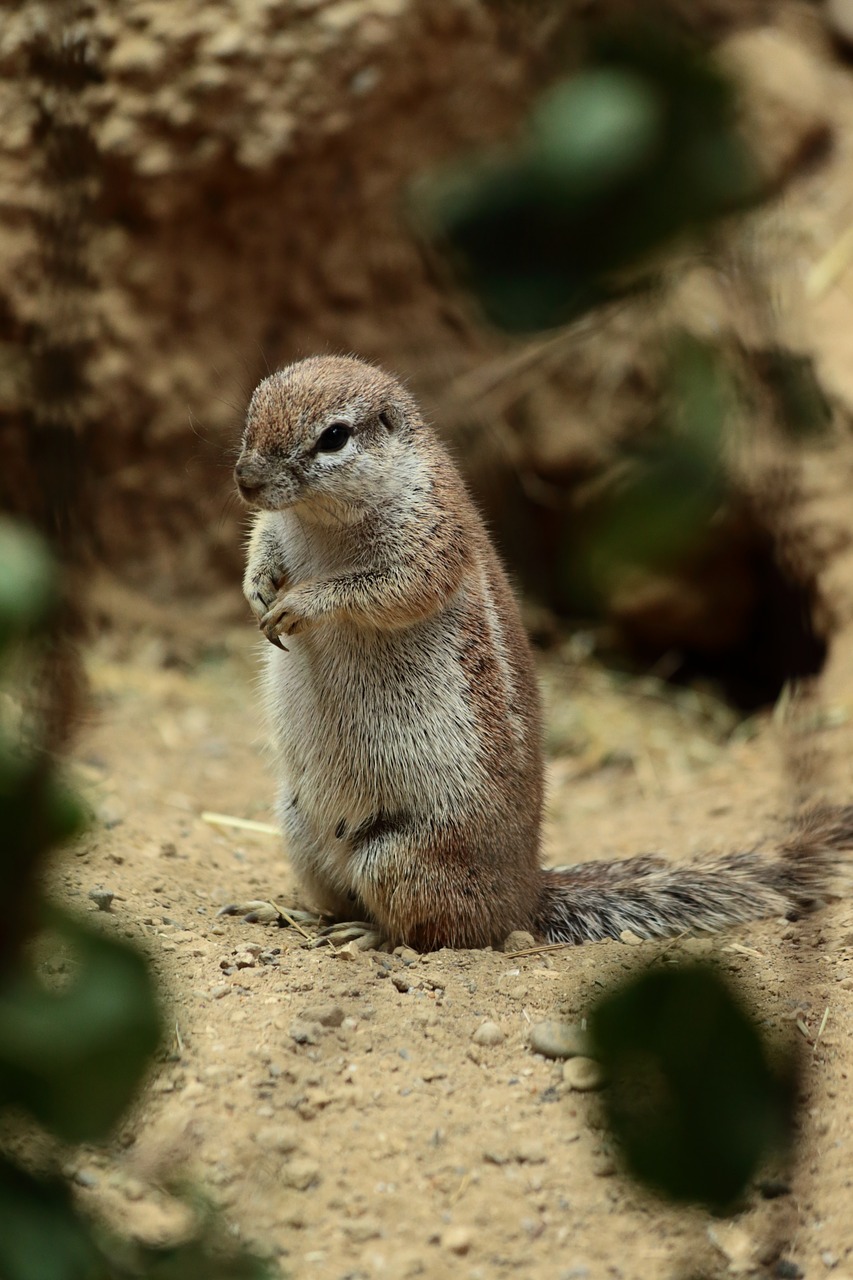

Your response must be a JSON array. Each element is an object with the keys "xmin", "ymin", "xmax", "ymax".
[{"xmin": 234, "ymin": 354, "xmax": 851, "ymax": 951}]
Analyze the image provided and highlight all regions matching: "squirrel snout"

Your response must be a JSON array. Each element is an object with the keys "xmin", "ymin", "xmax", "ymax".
[{"xmin": 234, "ymin": 457, "xmax": 265, "ymax": 501}]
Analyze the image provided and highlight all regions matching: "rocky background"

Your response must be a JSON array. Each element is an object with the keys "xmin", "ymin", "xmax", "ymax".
[{"xmin": 3, "ymin": 0, "xmax": 851, "ymax": 622}]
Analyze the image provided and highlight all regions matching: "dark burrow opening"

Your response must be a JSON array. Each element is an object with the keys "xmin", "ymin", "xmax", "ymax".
[{"xmin": 484, "ymin": 470, "xmax": 832, "ymax": 715}]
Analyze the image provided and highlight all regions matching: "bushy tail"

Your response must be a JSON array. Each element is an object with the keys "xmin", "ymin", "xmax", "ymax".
[{"xmin": 535, "ymin": 804, "xmax": 853, "ymax": 945}]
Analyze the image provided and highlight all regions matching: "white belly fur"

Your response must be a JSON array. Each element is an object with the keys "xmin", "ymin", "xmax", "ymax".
[{"xmin": 262, "ymin": 602, "xmax": 483, "ymax": 898}]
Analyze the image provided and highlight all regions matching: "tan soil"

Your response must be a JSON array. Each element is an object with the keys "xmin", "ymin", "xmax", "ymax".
[{"xmin": 58, "ymin": 431, "xmax": 853, "ymax": 1280}]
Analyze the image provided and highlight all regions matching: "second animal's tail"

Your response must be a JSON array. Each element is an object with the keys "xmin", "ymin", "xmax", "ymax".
[{"xmin": 535, "ymin": 805, "xmax": 853, "ymax": 945}]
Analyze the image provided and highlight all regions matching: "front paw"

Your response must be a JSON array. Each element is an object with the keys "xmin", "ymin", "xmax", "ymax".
[
  {"xmin": 260, "ymin": 586, "xmax": 315, "ymax": 648},
  {"xmin": 245, "ymin": 570, "xmax": 282, "ymax": 623}
]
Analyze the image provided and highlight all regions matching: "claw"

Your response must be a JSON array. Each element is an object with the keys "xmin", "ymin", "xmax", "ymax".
[
  {"xmin": 258, "ymin": 619, "xmax": 288, "ymax": 651},
  {"xmin": 317, "ymin": 921, "xmax": 387, "ymax": 951}
]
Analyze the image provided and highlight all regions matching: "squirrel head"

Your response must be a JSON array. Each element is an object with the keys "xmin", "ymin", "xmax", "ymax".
[{"xmin": 235, "ymin": 355, "xmax": 420, "ymax": 519}]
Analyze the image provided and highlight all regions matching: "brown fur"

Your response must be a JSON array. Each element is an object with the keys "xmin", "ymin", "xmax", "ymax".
[{"xmin": 236, "ymin": 356, "xmax": 851, "ymax": 950}]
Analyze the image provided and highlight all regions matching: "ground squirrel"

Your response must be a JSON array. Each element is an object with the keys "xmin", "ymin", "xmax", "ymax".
[{"xmin": 234, "ymin": 354, "xmax": 851, "ymax": 951}]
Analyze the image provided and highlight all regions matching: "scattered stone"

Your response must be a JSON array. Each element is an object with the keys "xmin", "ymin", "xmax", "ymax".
[
  {"xmin": 343, "ymin": 1218, "xmax": 381, "ymax": 1243},
  {"xmin": 442, "ymin": 1225, "xmax": 472, "ymax": 1255},
  {"xmin": 288, "ymin": 1019, "xmax": 322, "ymax": 1045},
  {"xmin": 391, "ymin": 973, "xmax": 411, "ymax": 993},
  {"xmin": 300, "ymin": 1003, "xmax": 345, "ymax": 1028},
  {"xmin": 502, "ymin": 930, "xmax": 536, "ymax": 952},
  {"xmin": 838, "ymin": 976, "xmax": 853, "ymax": 990},
  {"xmin": 483, "ymin": 1142, "xmax": 546, "ymax": 1165},
  {"xmin": 99, "ymin": 801, "xmax": 125, "ymax": 829},
  {"xmin": 89, "ymin": 888, "xmax": 115, "ymax": 912},
  {"xmin": 774, "ymin": 1262, "xmax": 804, "ymax": 1280},
  {"xmin": 472, "ymin": 1021, "xmax": 505, "ymax": 1047},
  {"xmin": 255, "ymin": 1123, "xmax": 300, "ymax": 1154},
  {"xmin": 393, "ymin": 946, "xmax": 419, "ymax": 964},
  {"xmin": 337, "ymin": 940, "xmax": 367, "ymax": 961},
  {"xmin": 529, "ymin": 1020, "xmax": 590, "ymax": 1060},
  {"xmin": 563, "ymin": 1057, "xmax": 605, "ymax": 1091},
  {"xmin": 591, "ymin": 1154, "xmax": 616, "ymax": 1177},
  {"xmin": 73, "ymin": 1169, "xmax": 98, "ymax": 1188},
  {"xmin": 280, "ymin": 1158, "xmax": 320, "ymax": 1191},
  {"xmin": 709, "ymin": 1224, "xmax": 757, "ymax": 1274},
  {"xmin": 619, "ymin": 929, "xmax": 644, "ymax": 945}
]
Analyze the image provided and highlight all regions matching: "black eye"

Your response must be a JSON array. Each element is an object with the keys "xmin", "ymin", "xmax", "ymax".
[{"xmin": 316, "ymin": 422, "xmax": 351, "ymax": 453}]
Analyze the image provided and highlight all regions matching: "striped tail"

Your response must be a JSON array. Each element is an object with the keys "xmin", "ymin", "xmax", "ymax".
[{"xmin": 535, "ymin": 804, "xmax": 853, "ymax": 945}]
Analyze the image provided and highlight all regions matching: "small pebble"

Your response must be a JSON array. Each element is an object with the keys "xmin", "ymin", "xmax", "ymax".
[
  {"xmin": 619, "ymin": 929, "xmax": 644, "ymax": 945},
  {"xmin": 442, "ymin": 1225, "xmax": 472, "ymax": 1255},
  {"xmin": 472, "ymin": 1021, "xmax": 505, "ymax": 1047},
  {"xmin": 210, "ymin": 985, "xmax": 231, "ymax": 999},
  {"xmin": 300, "ymin": 1003, "xmax": 345, "ymax": 1027},
  {"xmin": 289, "ymin": 1019, "xmax": 321, "ymax": 1045},
  {"xmin": 255, "ymin": 1123, "xmax": 300, "ymax": 1153},
  {"xmin": 563, "ymin": 1057, "xmax": 605, "ymax": 1091},
  {"xmin": 281, "ymin": 1158, "xmax": 320, "ymax": 1191},
  {"xmin": 73, "ymin": 1169, "xmax": 98, "ymax": 1188},
  {"xmin": 529, "ymin": 1020, "xmax": 590, "ymax": 1060},
  {"xmin": 337, "ymin": 940, "xmax": 367, "ymax": 961},
  {"xmin": 88, "ymin": 888, "xmax": 115, "ymax": 912},
  {"xmin": 503, "ymin": 930, "xmax": 536, "ymax": 952}
]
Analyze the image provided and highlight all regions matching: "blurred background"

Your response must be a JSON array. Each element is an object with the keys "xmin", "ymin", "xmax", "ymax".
[{"xmin": 4, "ymin": 0, "xmax": 853, "ymax": 717}]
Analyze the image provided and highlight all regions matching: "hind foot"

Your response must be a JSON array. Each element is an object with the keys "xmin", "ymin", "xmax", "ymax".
[{"xmin": 217, "ymin": 899, "xmax": 323, "ymax": 934}]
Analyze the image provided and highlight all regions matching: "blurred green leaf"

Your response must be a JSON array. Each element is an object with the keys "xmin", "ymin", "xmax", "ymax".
[
  {"xmin": 134, "ymin": 1236, "xmax": 273, "ymax": 1279},
  {"xmin": 531, "ymin": 71, "xmax": 664, "ymax": 198},
  {"xmin": 590, "ymin": 964, "xmax": 795, "ymax": 1210},
  {"xmin": 415, "ymin": 25, "xmax": 759, "ymax": 332},
  {"xmin": 575, "ymin": 336, "xmax": 730, "ymax": 599},
  {"xmin": 0, "ymin": 744, "xmax": 89, "ymax": 923},
  {"xmin": 0, "ymin": 910, "xmax": 162, "ymax": 1143},
  {"xmin": 0, "ymin": 1158, "xmax": 101, "ymax": 1280},
  {"xmin": 0, "ymin": 520, "xmax": 57, "ymax": 648}
]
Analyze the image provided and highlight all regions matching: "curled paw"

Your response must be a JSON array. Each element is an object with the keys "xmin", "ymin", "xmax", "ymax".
[
  {"xmin": 260, "ymin": 591, "xmax": 311, "ymax": 649},
  {"xmin": 245, "ymin": 570, "xmax": 285, "ymax": 624},
  {"xmin": 316, "ymin": 920, "xmax": 389, "ymax": 952}
]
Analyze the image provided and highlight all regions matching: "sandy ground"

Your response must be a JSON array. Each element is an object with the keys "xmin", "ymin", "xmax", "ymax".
[{"xmin": 50, "ymin": 437, "xmax": 853, "ymax": 1280}]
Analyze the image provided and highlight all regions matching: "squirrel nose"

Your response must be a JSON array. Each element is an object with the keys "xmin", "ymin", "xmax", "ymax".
[{"xmin": 235, "ymin": 457, "xmax": 264, "ymax": 498}]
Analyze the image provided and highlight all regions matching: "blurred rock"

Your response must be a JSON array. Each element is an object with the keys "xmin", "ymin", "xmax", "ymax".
[{"xmin": 718, "ymin": 28, "xmax": 833, "ymax": 185}]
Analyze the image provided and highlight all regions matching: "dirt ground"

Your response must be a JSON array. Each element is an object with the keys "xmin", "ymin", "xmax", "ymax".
[{"xmin": 55, "ymin": 425, "xmax": 853, "ymax": 1280}]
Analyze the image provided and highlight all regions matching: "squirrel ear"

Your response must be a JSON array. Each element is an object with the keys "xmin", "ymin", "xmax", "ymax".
[{"xmin": 378, "ymin": 408, "xmax": 397, "ymax": 432}]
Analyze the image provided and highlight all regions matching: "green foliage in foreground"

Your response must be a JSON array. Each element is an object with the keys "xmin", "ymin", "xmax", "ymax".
[
  {"xmin": 415, "ymin": 24, "xmax": 758, "ymax": 332},
  {"xmin": 0, "ymin": 518, "xmax": 272, "ymax": 1280},
  {"xmin": 590, "ymin": 964, "xmax": 796, "ymax": 1211}
]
